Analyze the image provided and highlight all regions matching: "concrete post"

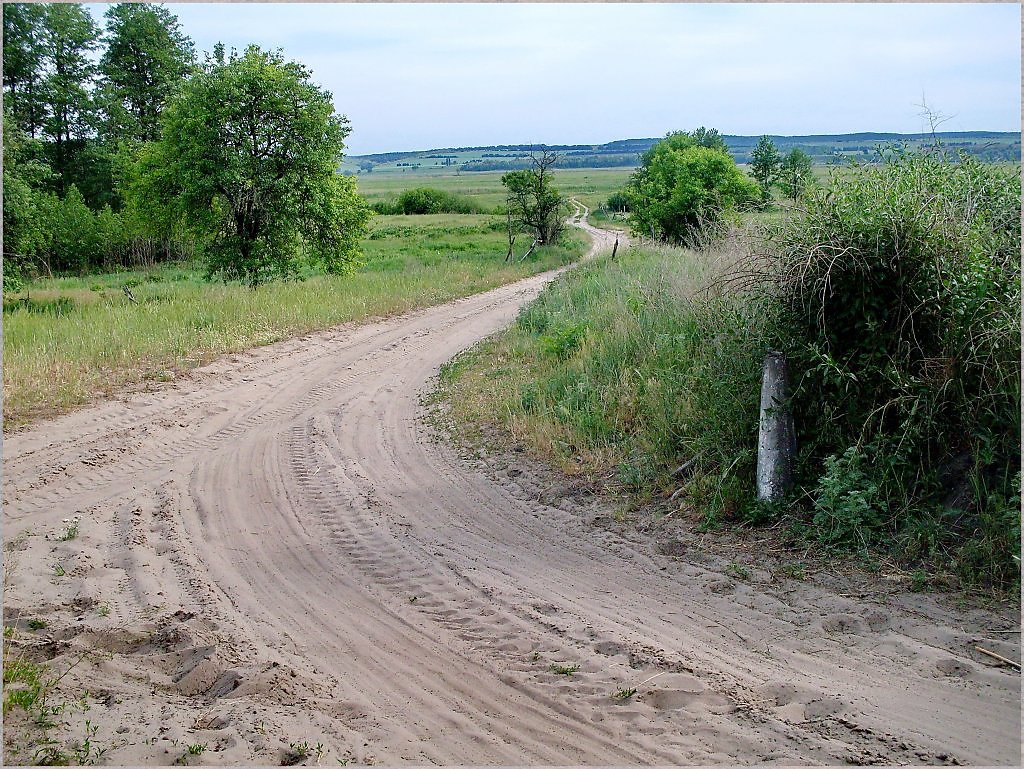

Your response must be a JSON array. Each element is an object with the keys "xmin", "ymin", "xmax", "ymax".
[{"xmin": 757, "ymin": 351, "xmax": 795, "ymax": 502}]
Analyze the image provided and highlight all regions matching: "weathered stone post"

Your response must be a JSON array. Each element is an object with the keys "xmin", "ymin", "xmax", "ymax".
[{"xmin": 756, "ymin": 351, "xmax": 795, "ymax": 501}]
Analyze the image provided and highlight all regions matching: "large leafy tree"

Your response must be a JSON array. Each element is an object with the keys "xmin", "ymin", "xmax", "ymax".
[
  {"xmin": 749, "ymin": 135, "xmax": 781, "ymax": 205},
  {"xmin": 3, "ymin": 3, "xmax": 48, "ymax": 138},
  {"xmin": 625, "ymin": 130, "xmax": 759, "ymax": 243},
  {"xmin": 99, "ymin": 3, "xmax": 195, "ymax": 144},
  {"xmin": 779, "ymin": 148, "xmax": 814, "ymax": 202},
  {"xmin": 128, "ymin": 45, "xmax": 372, "ymax": 286},
  {"xmin": 501, "ymin": 149, "xmax": 568, "ymax": 246},
  {"xmin": 690, "ymin": 126, "xmax": 730, "ymax": 154}
]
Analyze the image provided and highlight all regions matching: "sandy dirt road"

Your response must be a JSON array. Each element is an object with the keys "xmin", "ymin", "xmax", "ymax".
[{"xmin": 3, "ymin": 208, "xmax": 1020, "ymax": 765}]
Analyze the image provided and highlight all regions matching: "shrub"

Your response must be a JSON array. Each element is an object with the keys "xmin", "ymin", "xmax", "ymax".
[
  {"xmin": 44, "ymin": 185, "xmax": 103, "ymax": 273},
  {"xmin": 607, "ymin": 191, "xmax": 630, "ymax": 212},
  {"xmin": 762, "ymin": 148, "xmax": 1021, "ymax": 583},
  {"xmin": 373, "ymin": 187, "xmax": 485, "ymax": 216},
  {"xmin": 626, "ymin": 131, "xmax": 759, "ymax": 245}
]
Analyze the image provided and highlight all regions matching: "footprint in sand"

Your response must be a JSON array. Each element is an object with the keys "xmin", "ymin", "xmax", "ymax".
[
  {"xmin": 641, "ymin": 674, "xmax": 735, "ymax": 715},
  {"xmin": 821, "ymin": 613, "xmax": 864, "ymax": 634}
]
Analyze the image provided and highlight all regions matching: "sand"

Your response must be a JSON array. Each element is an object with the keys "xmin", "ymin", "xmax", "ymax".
[{"xmin": 3, "ymin": 208, "xmax": 1019, "ymax": 765}]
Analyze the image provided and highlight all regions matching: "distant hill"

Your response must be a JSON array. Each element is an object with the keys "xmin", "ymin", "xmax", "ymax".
[{"xmin": 341, "ymin": 131, "xmax": 1020, "ymax": 176}]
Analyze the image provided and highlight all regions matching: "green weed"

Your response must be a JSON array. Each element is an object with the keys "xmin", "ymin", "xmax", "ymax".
[
  {"xmin": 778, "ymin": 562, "xmax": 806, "ymax": 581},
  {"xmin": 725, "ymin": 562, "xmax": 751, "ymax": 581},
  {"xmin": 549, "ymin": 663, "xmax": 580, "ymax": 676},
  {"xmin": 58, "ymin": 516, "xmax": 81, "ymax": 541}
]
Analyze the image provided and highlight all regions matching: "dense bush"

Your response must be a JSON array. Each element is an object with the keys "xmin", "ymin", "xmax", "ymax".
[
  {"xmin": 625, "ymin": 131, "xmax": 759, "ymax": 244},
  {"xmin": 606, "ymin": 191, "xmax": 630, "ymax": 212},
  {"xmin": 372, "ymin": 187, "xmax": 486, "ymax": 215},
  {"xmin": 761, "ymin": 149, "xmax": 1021, "ymax": 585}
]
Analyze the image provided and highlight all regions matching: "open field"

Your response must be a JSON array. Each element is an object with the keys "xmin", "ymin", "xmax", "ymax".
[
  {"xmin": 356, "ymin": 167, "xmax": 634, "ymax": 211},
  {"xmin": 2, "ymin": 214, "xmax": 584, "ymax": 426}
]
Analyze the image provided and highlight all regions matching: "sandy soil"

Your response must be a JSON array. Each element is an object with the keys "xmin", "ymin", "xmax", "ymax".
[{"xmin": 3, "ymin": 208, "xmax": 1020, "ymax": 765}]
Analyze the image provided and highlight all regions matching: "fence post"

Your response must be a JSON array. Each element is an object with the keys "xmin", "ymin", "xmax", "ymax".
[{"xmin": 756, "ymin": 351, "xmax": 795, "ymax": 501}]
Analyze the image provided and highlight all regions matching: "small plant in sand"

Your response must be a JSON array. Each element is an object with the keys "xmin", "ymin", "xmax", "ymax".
[
  {"xmin": 778, "ymin": 562, "xmax": 806, "ymax": 581},
  {"xmin": 549, "ymin": 663, "xmax": 580, "ymax": 676},
  {"xmin": 725, "ymin": 562, "xmax": 751, "ymax": 581},
  {"xmin": 58, "ymin": 516, "xmax": 82, "ymax": 541},
  {"xmin": 612, "ymin": 686, "xmax": 637, "ymax": 700}
]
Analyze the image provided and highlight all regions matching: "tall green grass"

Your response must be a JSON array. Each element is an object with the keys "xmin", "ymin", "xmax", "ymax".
[
  {"xmin": 439, "ymin": 242, "xmax": 767, "ymax": 513},
  {"xmin": 3, "ymin": 214, "xmax": 584, "ymax": 426}
]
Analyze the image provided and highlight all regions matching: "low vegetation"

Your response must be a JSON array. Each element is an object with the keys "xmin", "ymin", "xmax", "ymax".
[
  {"xmin": 442, "ymin": 146, "xmax": 1021, "ymax": 590},
  {"xmin": 761, "ymin": 149, "xmax": 1021, "ymax": 587},
  {"xmin": 371, "ymin": 187, "xmax": 490, "ymax": 215},
  {"xmin": 439, "ymin": 239, "xmax": 764, "ymax": 509},
  {"xmin": 4, "ymin": 215, "xmax": 584, "ymax": 426}
]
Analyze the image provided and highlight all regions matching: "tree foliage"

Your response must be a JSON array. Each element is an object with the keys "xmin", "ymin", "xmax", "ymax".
[
  {"xmin": 40, "ymin": 3, "xmax": 99, "ymax": 148},
  {"xmin": 99, "ymin": 3, "xmax": 195, "ymax": 144},
  {"xmin": 625, "ymin": 130, "xmax": 759, "ymax": 244},
  {"xmin": 778, "ymin": 148, "xmax": 813, "ymax": 202},
  {"xmin": 3, "ymin": 108, "xmax": 55, "ymax": 284},
  {"xmin": 128, "ymin": 45, "xmax": 371, "ymax": 286},
  {"xmin": 3, "ymin": 3, "xmax": 48, "ymax": 138},
  {"xmin": 502, "ymin": 150, "xmax": 568, "ymax": 245},
  {"xmin": 749, "ymin": 135, "xmax": 781, "ymax": 204}
]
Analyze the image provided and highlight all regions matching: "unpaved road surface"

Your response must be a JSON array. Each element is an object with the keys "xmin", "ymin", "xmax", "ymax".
[{"xmin": 4, "ymin": 211, "xmax": 1020, "ymax": 765}]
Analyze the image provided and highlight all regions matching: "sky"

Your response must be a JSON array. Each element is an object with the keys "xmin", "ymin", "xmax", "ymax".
[{"xmin": 86, "ymin": 2, "xmax": 1022, "ymax": 156}]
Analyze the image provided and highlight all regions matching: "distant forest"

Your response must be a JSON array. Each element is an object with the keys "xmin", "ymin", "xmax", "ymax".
[{"xmin": 343, "ymin": 131, "xmax": 1021, "ymax": 174}]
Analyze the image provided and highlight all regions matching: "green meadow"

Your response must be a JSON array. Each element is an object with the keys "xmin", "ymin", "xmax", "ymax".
[{"xmin": 3, "ymin": 209, "xmax": 585, "ymax": 426}]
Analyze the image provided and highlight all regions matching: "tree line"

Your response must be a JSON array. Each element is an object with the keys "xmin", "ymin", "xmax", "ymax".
[{"xmin": 3, "ymin": 3, "xmax": 371, "ymax": 288}]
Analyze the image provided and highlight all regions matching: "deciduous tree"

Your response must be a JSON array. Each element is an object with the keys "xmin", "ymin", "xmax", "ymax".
[
  {"xmin": 127, "ymin": 45, "xmax": 372, "ymax": 286},
  {"xmin": 502, "ymin": 149, "xmax": 568, "ymax": 246},
  {"xmin": 749, "ymin": 135, "xmax": 781, "ymax": 205},
  {"xmin": 3, "ymin": 3, "xmax": 48, "ymax": 138},
  {"xmin": 779, "ymin": 148, "xmax": 813, "ymax": 202},
  {"xmin": 40, "ymin": 3, "xmax": 99, "ymax": 149},
  {"xmin": 625, "ymin": 130, "xmax": 759, "ymax": 244}
]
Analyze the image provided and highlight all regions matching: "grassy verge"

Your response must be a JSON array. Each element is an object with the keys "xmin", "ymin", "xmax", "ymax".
[
  {"xmin": 440, "ymin": 151, "xmax": 1021, "ymax": 593},
  {"xmin": 438, "ymin": 241, "xmax": 766, "ymax": 513},
  {"xmin": 3, "ymin": 213, "xmax": 585, "ymax": 426}
]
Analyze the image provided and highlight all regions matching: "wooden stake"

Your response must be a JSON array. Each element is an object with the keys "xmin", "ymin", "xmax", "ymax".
[{"xmin": 973, "ymin": 645, "xmax": 1021, "ymax": 670}]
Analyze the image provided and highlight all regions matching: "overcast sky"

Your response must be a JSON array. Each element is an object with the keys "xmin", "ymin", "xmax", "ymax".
[{"xmin": 87, "ymin": 2, "xmax": 1021, "ymax": 155}]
